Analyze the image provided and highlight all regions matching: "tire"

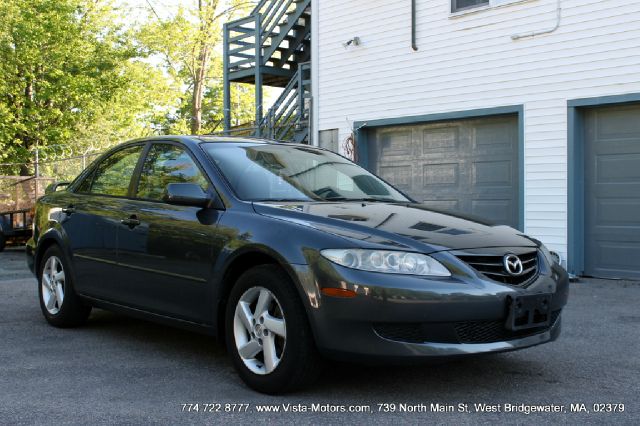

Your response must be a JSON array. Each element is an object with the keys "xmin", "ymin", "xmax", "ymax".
[
  {"xmin": 38, "ymin": 245, "xmax": 91, "ymax": 327},
  {"xmin": 225, "ymin": 265, "xmax": 322, "ymax": 394}
]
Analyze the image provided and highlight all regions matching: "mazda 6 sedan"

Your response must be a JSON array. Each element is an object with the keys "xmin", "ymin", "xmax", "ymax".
[{"xmin": 27, "ymin": 136, "xmax": 569, "ymax": 394}]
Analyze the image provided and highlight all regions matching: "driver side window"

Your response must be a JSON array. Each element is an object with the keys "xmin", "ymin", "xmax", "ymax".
[{"xmin": 136, "ymin": 144, "xmax": 209, "ymax": 201}]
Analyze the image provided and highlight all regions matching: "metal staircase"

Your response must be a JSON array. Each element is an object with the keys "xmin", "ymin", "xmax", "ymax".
[
  {"xmin": 223, "ymin": 0, "xmax": 311, "ymax": 143},
  {"xmin": 260, "ymin": 62, "xmax": 310, "ymax": 142}
]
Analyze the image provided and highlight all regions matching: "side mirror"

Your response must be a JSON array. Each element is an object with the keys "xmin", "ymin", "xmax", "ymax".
[
  {"xmin": 45, "ymin": 182, "xmax": 70, "ymax": 194},
  {"xmin": 163, "ymin": 183, "xmax": 214, "ymax": 208}
]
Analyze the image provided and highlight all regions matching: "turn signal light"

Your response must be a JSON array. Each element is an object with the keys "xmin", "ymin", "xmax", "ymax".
[{"xmin": 320, "ymin": 288, "xmax": 357, "ymax": 298}]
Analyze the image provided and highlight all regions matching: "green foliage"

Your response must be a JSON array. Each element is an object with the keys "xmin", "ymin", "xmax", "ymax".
[
  {"xmin": 136, "ymin": 0, "xmax": 257, "ymax": 134},
  {"xmin": 0, "ymin": 0, "xmax": 259, "ymax": 176},
  {"xmin": 0, "ymin": 0, "xmax": 154, "ymax": 173}
]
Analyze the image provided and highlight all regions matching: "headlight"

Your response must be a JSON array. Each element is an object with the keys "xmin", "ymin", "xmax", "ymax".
[
  {"xmin": 320, "ymin": 249, "xmax": 451, "ymax": 277},
  {"xmin": 539, "ymin": 243, "xmax": 556, "ymax": 265}
]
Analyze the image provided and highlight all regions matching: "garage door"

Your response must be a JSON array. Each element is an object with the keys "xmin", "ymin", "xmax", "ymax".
[
  {"xmin": 584, "ymin": 104, "xmax": 640, "ymax": 279},
  {"xmin": 367, "ymin": 115, "xmax": 520, "ymax": 228}
]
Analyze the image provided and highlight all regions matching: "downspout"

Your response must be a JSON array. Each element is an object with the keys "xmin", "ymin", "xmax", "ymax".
[
  {"xmin": 411, "ymin": 0, "xmax": 418, "ymax": 51},
  {"xmin": 511, "ymin": 0, "xmax": 562, "ymax": 40}
]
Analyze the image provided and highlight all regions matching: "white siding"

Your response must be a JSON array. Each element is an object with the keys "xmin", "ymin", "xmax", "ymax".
[{"xmin": 313, "ymin": 0, "xmax": 640, "ymax": 261}]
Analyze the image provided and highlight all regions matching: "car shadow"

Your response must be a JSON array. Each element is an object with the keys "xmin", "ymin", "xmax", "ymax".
[
  {"xmin": 310, "ymin": 355, "xmax": 554, "ymax": 400},
  {"xmin": 83, "ymin": 309, "xmax": 227, "ymax": 359},
  {"xmin": 80, "ymin": 308, "xmax": 556, "ymax": 399}
]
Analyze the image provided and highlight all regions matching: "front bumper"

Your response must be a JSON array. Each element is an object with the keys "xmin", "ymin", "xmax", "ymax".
[{"xmin": 293, "ymin": 249, "xmax": 569, "ymax": 361}]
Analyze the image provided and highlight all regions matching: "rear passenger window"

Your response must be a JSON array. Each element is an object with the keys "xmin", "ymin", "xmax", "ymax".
[
  {"xmin": 89, "ymin": 145, "xmax": 144, "ymax": 197},
  {"xmin": 136, "ymin": 144, "xmax": 208, "ymax": 201}
]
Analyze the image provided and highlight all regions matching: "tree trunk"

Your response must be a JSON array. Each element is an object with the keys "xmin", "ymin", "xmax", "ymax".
[
  {"xmin": 191, "ymin": 70, "xmax": 204, "ymax": 134},
  {"xmin": 190, "ymin": 0, "xmax": 217, "ymax": 135},
  {"xmin": 19, "ymin": 78, "xmax": 35, "ymax": 176}
]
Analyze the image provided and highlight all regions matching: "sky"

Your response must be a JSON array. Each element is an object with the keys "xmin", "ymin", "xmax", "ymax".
[{"xmin": 114, "ymin": 0, "xmax": 247, "ymax": 24}]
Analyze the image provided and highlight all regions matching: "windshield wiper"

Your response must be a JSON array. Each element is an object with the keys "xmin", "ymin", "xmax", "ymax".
[
  {"xmin": 252, "ymin": 198, "xmax": 313, "ymax": 202},
  {"xmin": 323, "ymin": 197, "xmax": 399, "ymax": 203}
]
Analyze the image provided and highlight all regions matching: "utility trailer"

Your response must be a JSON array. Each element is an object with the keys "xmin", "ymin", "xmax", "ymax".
[{"xmin": 0, "ymin": 208, "xmax": 33, "ymax": 252}]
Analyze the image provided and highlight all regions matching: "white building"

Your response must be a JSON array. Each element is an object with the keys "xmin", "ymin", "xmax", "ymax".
[{"xmin": 311, "ymin": 0, "xmax": 640, "ymax": 279}]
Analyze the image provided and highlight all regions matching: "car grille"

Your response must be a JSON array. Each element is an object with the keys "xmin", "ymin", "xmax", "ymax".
[
  {"xmin": 457, "ymin": 251, "xmax": 539, "ymax": 288},
  {"xmin": 373, "ymin": 310, "xmax": 561, "ymax": 345},
  {"xmin": 374, "ymin": 323, "xmax": 433, "ymax": 344},
  {"xmin": 454, "ymin": 310, "xmax": 561, "ymax": 344}
]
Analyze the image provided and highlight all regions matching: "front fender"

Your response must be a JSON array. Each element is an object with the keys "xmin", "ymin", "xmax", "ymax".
[
  {"xmin": 210, "ymin": 242, "xmax": 309, "ymax": 309},
  {"xmin": 207, "ymin": 210, "xmax": 347, "ymax": 332}
]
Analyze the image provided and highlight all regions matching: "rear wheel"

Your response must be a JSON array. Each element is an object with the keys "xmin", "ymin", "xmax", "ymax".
[
  {"xmin": 38, "ymin": 245, "xmax": 91, "ymax": 327},
  {"xmin": 225, "ymin": 265, "xmax": 322, "ymax": 394}
]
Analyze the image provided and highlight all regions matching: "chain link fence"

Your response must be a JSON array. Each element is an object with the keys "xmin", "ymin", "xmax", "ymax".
[{"xmin": 0, "ymin": 151, "xmax": 102, "ymax": 212}]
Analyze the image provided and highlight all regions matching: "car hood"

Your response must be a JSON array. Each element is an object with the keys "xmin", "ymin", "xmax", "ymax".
[{"xmin": 252, "ymin": 201, "xmax": 537, "ymax": 253}]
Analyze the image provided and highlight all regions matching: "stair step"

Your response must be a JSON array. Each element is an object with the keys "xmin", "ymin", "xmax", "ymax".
[
  {"xmin": 300, "ymin": 13, "xmax": 311, "ymax": 20},
  {"xmin": 268, "ymin": 60, "xmax": 300, "ymax": 68},
  {"xmin": 269, "ymin": 34, "xmax": 298, "ymax": 42},
  {"xmin": 279, "ymin": 23, "xmax": 305, "ymax": 32},
  {"xmin": 265, "ymin": 45, "xmax": 307, "ymax": 54},
  {"xmin": 267, "ymin": 23, "xmax": 309, "ymax": 37}
]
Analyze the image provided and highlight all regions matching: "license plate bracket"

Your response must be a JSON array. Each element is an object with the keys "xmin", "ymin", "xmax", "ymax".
[{"xmin": 505, "ymin": 293, "xmax": 552, "ymax": 331}]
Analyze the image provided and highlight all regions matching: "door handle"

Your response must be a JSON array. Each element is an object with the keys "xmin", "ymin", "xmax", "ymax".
[
  {"xmin": 62, "ymin": 205, "xmax": 75, "ymax": 215},
  {"xmin": 120, "ymin": 215, "xmax": 141, "ymax": 228}
]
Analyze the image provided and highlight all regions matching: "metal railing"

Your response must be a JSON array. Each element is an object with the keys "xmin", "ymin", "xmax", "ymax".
[
  {"xmin": 260, "ymin": 62, "xmax": 311, "ymax": 142},
  {"xmin": 224, "ymin": 0, "xmax": 310, "ymax": 73},
  {"xmin": 223, "ymin": 0, "xmax": 311, "ymax": 139}
]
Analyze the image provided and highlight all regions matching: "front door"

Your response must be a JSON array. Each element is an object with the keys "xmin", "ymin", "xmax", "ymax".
[{"xmin": 115, "ymin": 143, "xmax": 223, "ymax": 322}]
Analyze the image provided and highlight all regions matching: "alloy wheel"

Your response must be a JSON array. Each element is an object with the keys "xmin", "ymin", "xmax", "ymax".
[
  {"xmin": 42, "ymin": 256, "xmax": 65, "ymax": 315},
  {"xmin": 233, "ymin": 286, "xmax": 287, "ymax": 375}
]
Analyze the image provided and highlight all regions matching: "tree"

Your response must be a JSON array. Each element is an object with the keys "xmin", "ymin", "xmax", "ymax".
[
  {"xmin": 0, "ymin": 0, "xmax": 260, "ymax": 177},
  {"xmin": 0, "ymin": 0, "xmax": 157, "ymax": 175},
  {"xmin": 137, "ymin": 0, "xmax": 257, "ymax": 135}
]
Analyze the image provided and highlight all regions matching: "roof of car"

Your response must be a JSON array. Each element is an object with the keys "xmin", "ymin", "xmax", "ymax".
[
  {"xmin": 195, "ymin": 135, "xmax": 272, "ymax": 144},
  {"xmin": 138, "ymin": 135, "xmax": 305, "ymax": 145},
  {"xmin": 120, "ymin": 135, "xmax": 321, "ymax": 150}
]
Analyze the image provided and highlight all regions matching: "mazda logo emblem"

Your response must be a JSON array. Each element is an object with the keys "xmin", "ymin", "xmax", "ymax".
[{"xmin": 503, "ymin": 254, "xmax": 524, "ymax": 276}]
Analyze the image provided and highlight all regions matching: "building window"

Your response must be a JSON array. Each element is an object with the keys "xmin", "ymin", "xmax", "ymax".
[
  {"xmin": 319, "ymin": 129, "xmax": 340, "ymax": 153},
  {"xmin": 452, "ymin": 0, "xmax": 490, "ymax": 12}
]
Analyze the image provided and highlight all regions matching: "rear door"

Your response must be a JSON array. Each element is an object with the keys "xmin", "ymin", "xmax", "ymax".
[
  {"xmin": 115, "ymin": 142, "xmax": 224, "ymax": 322},
  {"xmin": 63, "ymin": 144, "xmax": 145, "ymax": 297}
]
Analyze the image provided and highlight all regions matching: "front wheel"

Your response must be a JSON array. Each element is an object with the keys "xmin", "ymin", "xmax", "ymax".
[
  {"xmin": 38, "ymin": 245, "xmax": 91, "ymax": 327},
  {"xmin": 225, "ymin": 265, "xmax": 322, "ymax": 394}
]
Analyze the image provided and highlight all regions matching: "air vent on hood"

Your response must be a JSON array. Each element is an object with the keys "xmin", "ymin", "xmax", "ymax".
[{"xmin": 328, "ymin": 214, "xmax": 367, "ymax": 222}]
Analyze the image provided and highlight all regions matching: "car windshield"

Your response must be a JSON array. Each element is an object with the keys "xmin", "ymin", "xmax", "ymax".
[{"xmin": 203, "ymin": 143, "xmax": 411, "ymax": 203}]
